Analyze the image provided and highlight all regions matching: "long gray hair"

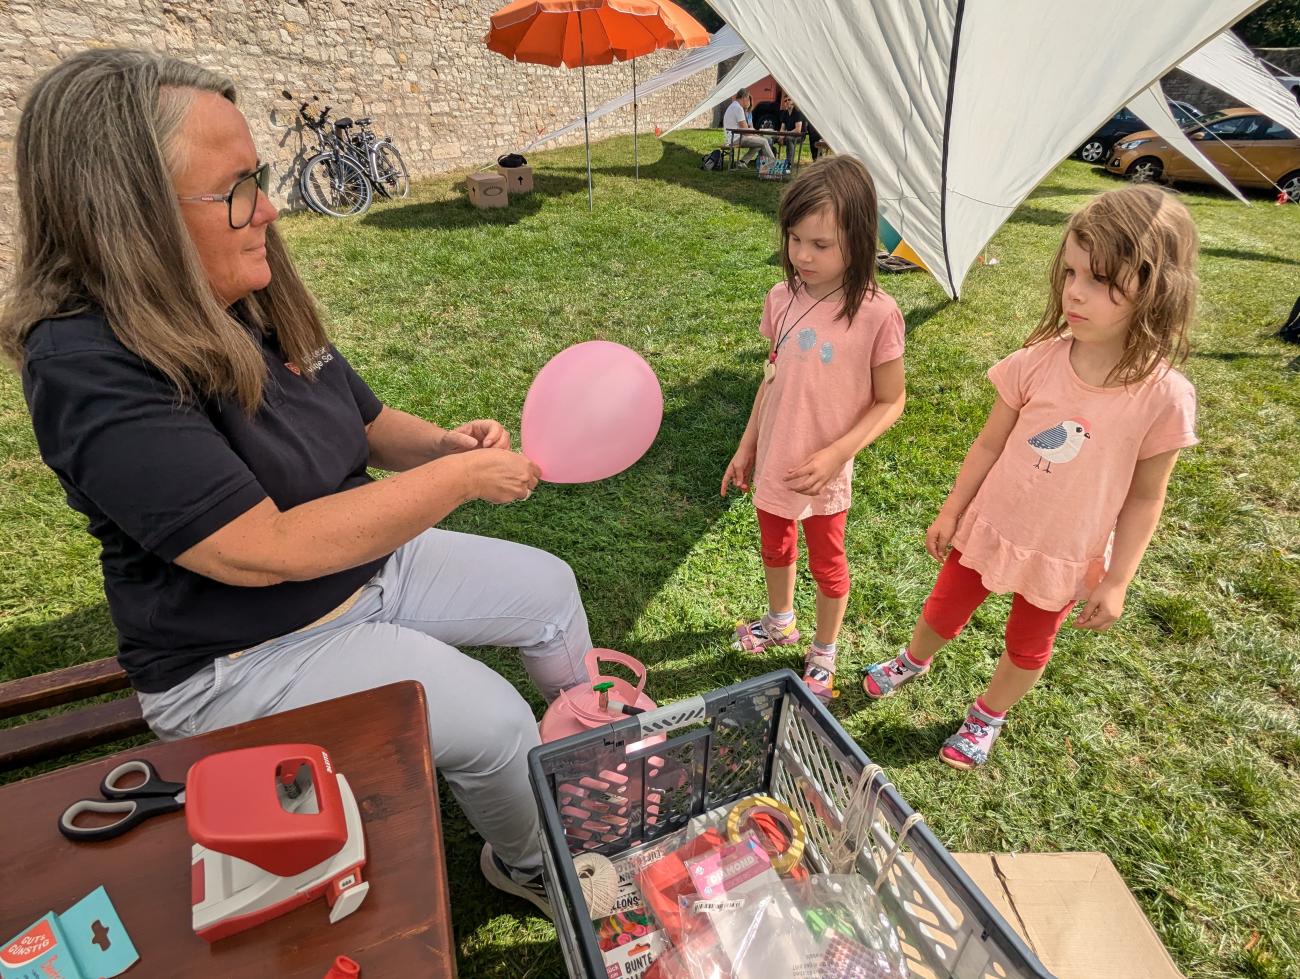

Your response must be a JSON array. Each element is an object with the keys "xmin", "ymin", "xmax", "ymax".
[{"xmin": 1, "ymin": 48, "xmax": 327, "ymax": 412}]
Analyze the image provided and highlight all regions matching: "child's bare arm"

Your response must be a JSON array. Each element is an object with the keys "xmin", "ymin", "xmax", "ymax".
[
  {"xmin": 738, "ymin": 378, "xmax": 769, "ymax": 448},
  {"xmin": 1074, "ymin": 448, "xmax": 1180, "ymax": 631},
  {"xmin": 837, "ymin": 356, "xmax": 907, "ymax": 456},
  {"xmin": 783, "ymin": 356, "xmax": 906, "ymax": 496},
  {"xmin": 940, "ymin": 397, "xmax": 1019, "ymax": 517},
  {"xmin": 722, "ymin": 380, "xmax": 770, "ymax": 495},
  {"xmin": 926, "ymin": 397, "xmax": 1019, "ymax": 560}
]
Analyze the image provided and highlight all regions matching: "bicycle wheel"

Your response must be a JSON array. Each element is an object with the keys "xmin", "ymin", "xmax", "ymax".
[
  {"xmin": 373, "ymin": 143, "xmax": 410, "ymax": 199},
  {"xmin": 299, "ymin": 153, "xmax": 373, "ymax": 217}
]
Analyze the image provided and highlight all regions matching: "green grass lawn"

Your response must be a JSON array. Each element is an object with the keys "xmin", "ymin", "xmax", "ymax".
[{"xmin": 2, "ymin": 129, "xmax": 1298, "ymax": 978}]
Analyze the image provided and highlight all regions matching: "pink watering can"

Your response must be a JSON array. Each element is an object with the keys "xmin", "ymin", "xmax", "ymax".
[{"xmin": 541, "ymin": 649, "xmax": 659, "ymax": 746}]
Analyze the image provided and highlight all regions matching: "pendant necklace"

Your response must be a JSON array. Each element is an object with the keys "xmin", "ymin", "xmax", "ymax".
[{"xmin": 765, "ymin": 283, "xmax": 843, "ymax": 384}]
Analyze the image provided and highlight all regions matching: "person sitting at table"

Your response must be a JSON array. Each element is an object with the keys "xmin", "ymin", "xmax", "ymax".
[
  {"xmin": 723, "ymin": 89, "xmax": 775, "ymax": 170},
  {"xmin": 1, "ymin": 48, "xmax": 587, "ymax": 919},
  {"xmin": 775, "ymin": 95, "xmax": 806, "ymax": 167}
]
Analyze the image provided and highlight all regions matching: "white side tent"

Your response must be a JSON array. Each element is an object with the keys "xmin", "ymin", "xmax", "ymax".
[
  {"xmin": 663, "ymin": 53, "xmax": 770, "ymax": 136},
  {"xmin": 1124, "ymin": 86, "xmax": 1247, "ymax": 201},
  {"xmin": 523, "ymin": 26, "xmax": 749, "ymax": 152},
  {"xmin": 1179, "ymin": 29, "xmax": 1300, "ymax": 135},
  {"xmin": 704, "ymin": 0, "xmax": 1269, "ymax": 297},
  {"xmin": 1117, "ymin": 30, "xmax": 1300, "ymax": 202}
]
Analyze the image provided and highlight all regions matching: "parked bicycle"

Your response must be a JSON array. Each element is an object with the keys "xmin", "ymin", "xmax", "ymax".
[
  {"xmin": 347, "ymin": 116, "xmax": 410, "ymax": 201},
  {"xmin": 283, "ymin": 91, "xmax": 410, "ymax": 217}
]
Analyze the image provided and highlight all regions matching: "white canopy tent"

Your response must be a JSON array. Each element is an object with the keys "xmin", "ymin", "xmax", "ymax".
[
  {"xmin": 662, "ymin": 52, "xmax": 769, "ymax": 136},
  {"xmin": 703, "ymin": 0, "xmax": 1269, "ymax": 297},
  {"xmin": 523, "ymin": 26, "xmax": 748, "ymax": 152}
]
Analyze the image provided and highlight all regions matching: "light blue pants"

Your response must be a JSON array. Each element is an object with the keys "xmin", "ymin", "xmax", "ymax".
[{"xmin": 137, "ymin": 528, "xmax": 592, "ymax": 877}]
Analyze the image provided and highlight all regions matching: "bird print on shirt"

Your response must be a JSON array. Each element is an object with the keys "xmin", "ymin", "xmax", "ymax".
[{"xmin": 1028, "ymin": 418, "xmax": 1091, "ymax": 473}]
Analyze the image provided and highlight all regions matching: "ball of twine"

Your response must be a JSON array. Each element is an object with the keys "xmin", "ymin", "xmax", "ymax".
[{"xmin": 573, "ymin": 852, "xmax": 619, "ymax": 919}]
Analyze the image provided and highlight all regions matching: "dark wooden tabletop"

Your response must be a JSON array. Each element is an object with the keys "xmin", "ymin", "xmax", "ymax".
[
  {"xmin": 726, "ymin": 128, "xmax": 807, "ymax": 139},
  {"xmin": 0, "ymin": 681, "xmax": 455, "ymax": 978}
]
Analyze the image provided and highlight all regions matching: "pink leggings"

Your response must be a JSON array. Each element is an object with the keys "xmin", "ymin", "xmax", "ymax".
[
  {"xmin": 757, "ymin": 508, "xmax": 850, "ymax": 599},
  {"xmin": 922, "ymin": 550, "xmax": 1074, "ymax": 670}
]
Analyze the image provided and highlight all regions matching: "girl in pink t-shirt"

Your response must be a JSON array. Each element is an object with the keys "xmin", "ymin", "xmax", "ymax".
[
  {"xmin": 863, "ymin": 185, "xmax": 1200, "ymax": 770},
  {"xmin": 722, "ymin": 156, "xmax": 907, "ymax": 702}
]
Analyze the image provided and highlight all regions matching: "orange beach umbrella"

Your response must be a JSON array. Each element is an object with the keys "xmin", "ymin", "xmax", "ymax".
[{"xmin": 487, "ymin": 0, "xmax": 707, "ymax": 205}]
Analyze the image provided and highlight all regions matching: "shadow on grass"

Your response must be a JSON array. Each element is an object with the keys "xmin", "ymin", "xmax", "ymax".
[
  {"xmin": 1027, "ymin": 181, "xmax": 1088, "ymax": 200},
  {"xmin": 0, "ymin": 602, "xmax": 117, "ymax": 684},
  {"xmin": 441, "ymin": 364, "xmax": 756, "ymax": 681},
  {"xmin": 1007, "ymin": 204, "xmax": 1074, "ymax": 228},
  {"xmin": 1191, "ymin": 349, "xmax": 1292, "ymax": 362},
  {"xmin": 1202, "ymin": 246, "xmax": 1300, "ymax": 267},
  {"xmin": 358, "ymin": 174, "xmax": 592, "ymax": 230},
  {"xmin": 551, "ymin": 137, "xmax": 788, "ymax": 218},
  {"xmin": 852, "ymin": 716, "xmax": 966, "ymax": 768}
]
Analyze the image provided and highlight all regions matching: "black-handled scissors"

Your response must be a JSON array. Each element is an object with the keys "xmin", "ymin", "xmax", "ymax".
[{"xmin": 59, "ymin": 759, "xmax": 186, "ymax": 843}]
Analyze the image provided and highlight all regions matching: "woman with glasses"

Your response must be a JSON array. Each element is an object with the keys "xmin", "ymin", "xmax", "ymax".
[{"xmin": 1, "ymin": 49, "xmax": 587, "ymax": 917}]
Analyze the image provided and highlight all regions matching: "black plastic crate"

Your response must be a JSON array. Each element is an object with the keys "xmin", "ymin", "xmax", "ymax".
[{"xmin": 529, "ymin": 669, "xmax": 1054, "ymax": 978}]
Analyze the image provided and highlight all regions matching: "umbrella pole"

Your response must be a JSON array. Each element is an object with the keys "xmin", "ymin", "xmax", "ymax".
[
  {"xmin": 632, "ymin": 57, "xmax": 639, "ymax": 181},
  {"xmin": 579, "ymin": 19, "xmax": 592, "ymax": 210}
]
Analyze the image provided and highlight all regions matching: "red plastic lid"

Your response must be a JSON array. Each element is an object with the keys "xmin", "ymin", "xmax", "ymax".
[{"xmin": 185, "ymin": 744, "xmax": 347, "ymax": 877}]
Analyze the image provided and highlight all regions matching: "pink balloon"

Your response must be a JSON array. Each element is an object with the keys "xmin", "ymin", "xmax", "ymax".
[{"xmin": 521, "ymin": 341, "xmax": 664, "ymax": 484}]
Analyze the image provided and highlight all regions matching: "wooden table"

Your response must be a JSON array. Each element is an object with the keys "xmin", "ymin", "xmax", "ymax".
[
  {"xmin": 0, "ymin": 681, "xmax": 455, "ymax": 978},
  {"xmin": 724, "ymin": 128, "xmax": 808, "ymax": 172}
]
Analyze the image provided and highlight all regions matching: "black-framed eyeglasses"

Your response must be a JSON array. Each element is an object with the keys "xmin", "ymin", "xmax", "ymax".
[{"xmin": 177, "ymin": 163, "xmax": 270, "ymax": 229}]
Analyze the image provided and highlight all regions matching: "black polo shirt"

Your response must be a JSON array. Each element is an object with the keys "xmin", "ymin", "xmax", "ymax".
[
  {"xmin": 778, "ymin": 108, "xmax": 805, "ymax": 133},
  {"xmin": 22, "ymin": 308, "xmax": 390, "ymax": 693}
]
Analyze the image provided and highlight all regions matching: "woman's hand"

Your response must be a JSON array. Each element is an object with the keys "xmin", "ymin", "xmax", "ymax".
[
  {"xmin": 721, "ymin": 443, "xmax": 756, "ymax": 496},
  {"xmin": 925, "ymin": 510, "xmax": 960, "ymax": 562},
  {"xmin": 784, "ymin": 447, "xmax": 846, "ymax": 496},
  {"xmin": 444, "ymin": 418, "xmax": 511, "ymax": 452},
  {"xmin": 464, "ymin": 449, "xmax": 540, "ymax": 504},
  {"xmin": 1073, "ymin": 579, "xmax": 1127, "ymax": 632}
]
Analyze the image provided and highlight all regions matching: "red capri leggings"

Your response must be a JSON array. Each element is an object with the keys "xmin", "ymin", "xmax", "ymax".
[
  {"xmin": 756, "ymin": 508, "xmax": 850, "ymax": 599},
  {"xmin": 921, "ymin": 549, "xmax": 1074, "ymax": 670}
]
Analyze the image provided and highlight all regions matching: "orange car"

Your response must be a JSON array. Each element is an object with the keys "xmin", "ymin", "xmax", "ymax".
[{"xmin": 1105, "ymin": 106, "xmax": 1300, "ymax": 201}]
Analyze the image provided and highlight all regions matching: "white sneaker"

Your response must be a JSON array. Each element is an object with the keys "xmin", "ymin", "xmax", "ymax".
[
  {"xmin": 736, "ymin": 160, "xmax": 749, "ymax": 169},
  {"xmin": 480, "ymin": 843, "xmax": 554, "ymax": 919}
]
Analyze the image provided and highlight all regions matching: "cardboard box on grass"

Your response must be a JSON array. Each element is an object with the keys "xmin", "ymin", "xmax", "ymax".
[
  {"xmin": 467, "ymin": 172, "xmax": 507, "ymax": 209},
  {"xmin": 497, "ymin": 164, "xmax": 534, "ymax": 194},
  {"xmin": 908, "ymin": 852, "xmax": 1183, "ymax": 979}
]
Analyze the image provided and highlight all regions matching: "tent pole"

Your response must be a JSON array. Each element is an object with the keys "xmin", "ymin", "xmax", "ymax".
[
  {"xmin": 633, "ymin": 57, "xmax": 639, "ymax": 181},
  {"xmin": 579, "ymin": 19, "xmax": 592, "ymax": 210}
]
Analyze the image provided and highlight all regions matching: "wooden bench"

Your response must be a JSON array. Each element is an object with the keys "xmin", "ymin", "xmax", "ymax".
[{"xmin": 0, "ymin": 656, "xmax": 149, "ymax": 773}]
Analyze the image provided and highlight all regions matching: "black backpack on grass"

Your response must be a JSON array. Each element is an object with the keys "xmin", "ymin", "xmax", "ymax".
[
  {"xmin": 1280, "ymin": 296, "xmax": 1300, "ymax": 344},
  {"xmin": 701, "ymin": 149, "xmax": 723, "ymax": 171}
]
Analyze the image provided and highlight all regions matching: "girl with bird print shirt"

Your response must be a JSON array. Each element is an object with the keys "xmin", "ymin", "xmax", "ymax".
[{"xmin": 863, "ymin": 185, "xmax": 1199, "ymax": 770}]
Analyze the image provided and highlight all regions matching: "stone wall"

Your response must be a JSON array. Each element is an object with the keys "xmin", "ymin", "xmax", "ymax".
[{"xmin": 0, "ymin": 0, "xmax": 717, "ymax": 267}]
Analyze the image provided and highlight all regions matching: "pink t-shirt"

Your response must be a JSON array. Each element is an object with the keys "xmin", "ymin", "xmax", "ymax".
[
  {"xmin": 951, "ymin": 337, "xmax": 1198, "ymax": 610},
  {"xmin": 752, "ymin": 282, "xmax": 905, "ymax": 520}
]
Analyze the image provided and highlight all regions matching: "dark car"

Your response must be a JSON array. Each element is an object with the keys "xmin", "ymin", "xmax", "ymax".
[{"xmin": 1077, "ymin": 101, "xmax": 1200, "ymax": 163}]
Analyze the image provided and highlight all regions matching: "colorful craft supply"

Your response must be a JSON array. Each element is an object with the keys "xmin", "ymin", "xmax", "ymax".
[
  {"xmin": 725, "ymin": 795, "xmax": 807, "ymax": 874},
  {"xmin": 572, "ymin": 852, "xmax": 619, "ymax": 919}
]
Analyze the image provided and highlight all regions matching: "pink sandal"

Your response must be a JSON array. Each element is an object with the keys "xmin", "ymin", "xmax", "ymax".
[
  {"xmin": 732, "ymin": 614, "xmax": 800, "ymax": 653},
  {"xmin": 802, "ymin": 646, "xmax": 837, "ymax": 703}
]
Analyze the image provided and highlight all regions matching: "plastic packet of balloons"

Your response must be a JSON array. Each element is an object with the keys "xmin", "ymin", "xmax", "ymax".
[{"xmin": 642, "ymin": 873, "xmax": 910, "ymax": 979}]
